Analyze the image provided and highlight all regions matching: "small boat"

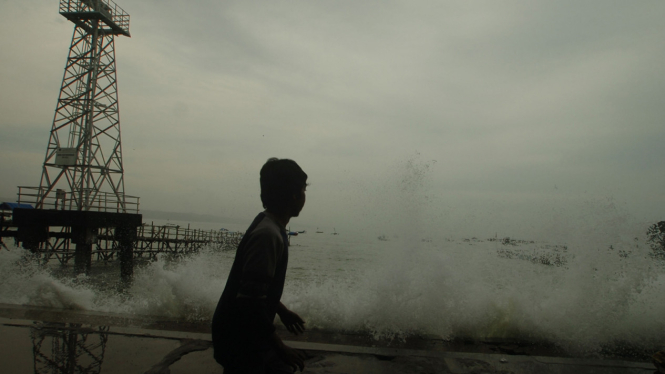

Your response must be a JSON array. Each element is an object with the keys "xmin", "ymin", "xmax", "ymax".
[
  {"xmin": 331, "ymin": 228, "xmax": 339, "ymax": 235},
  {"xmin": 316, "ymin": 227, "xmax": 323, "ymax": 233}
]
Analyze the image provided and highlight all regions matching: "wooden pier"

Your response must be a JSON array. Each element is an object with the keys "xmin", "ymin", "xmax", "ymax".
[
  {"xmin": 0, "ymin": 208, "xmax": 242, "ymax": 280},
  {"xmin": 96, "ymin": 223, "xmax": 243, "ymax": 261}
]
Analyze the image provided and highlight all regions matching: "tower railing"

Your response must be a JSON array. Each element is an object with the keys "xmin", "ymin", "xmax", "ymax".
[
  {"xmin": 59, "ymin": 0, "xmax": 130, "ymax": 36},
  {"xmin": 17, "ymin": 186, "xmax": 140, "ymax": 214}
]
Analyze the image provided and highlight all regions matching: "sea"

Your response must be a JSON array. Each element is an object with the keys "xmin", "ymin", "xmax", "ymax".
[
  {"xmin": 1, "ymin": 158, "xmax": 663, "ymax": 358},
  {"xmin": 1, "ymin": 214, "xmax": 664, "ymax": 358}
]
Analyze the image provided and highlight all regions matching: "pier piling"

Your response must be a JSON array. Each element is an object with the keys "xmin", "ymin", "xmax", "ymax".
[{"xmin": 116, "ymin": 225, "xmax": 137, "ymax": 282}]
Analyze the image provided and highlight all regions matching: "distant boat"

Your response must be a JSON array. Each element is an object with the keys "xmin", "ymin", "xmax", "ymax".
[
  {"xmin": 378, "ymin": 235, "xmax": 389, "ymax": 241},
  {"xmin": 297, "ymin": 230, "xmax": 306, "ymax": 234},
  {"xmin": 331, "ymin": 228, "xmax": 339, "ymax": 235},
  {"xmin": 316, "ymin": 227, "xmax": 323, "ymax": 233}
]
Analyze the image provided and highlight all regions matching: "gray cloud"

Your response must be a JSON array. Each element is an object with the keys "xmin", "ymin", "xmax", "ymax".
[{"xmin": 1, "ymin": 1, "xmax": 663, "ymax": 238}]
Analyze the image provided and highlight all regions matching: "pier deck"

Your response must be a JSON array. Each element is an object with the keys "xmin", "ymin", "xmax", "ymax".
[{"xmin": 1, "ymin": 208, "xmax": 242, "ymax": 279}]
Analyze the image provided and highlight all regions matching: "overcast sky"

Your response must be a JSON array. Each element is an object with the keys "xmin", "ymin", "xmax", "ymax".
[{"xmin": 1, "ymin": 1, "xmax": 663, "ymax": 239}]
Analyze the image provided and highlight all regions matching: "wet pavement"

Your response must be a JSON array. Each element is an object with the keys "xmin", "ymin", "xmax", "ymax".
[{"xmin": 0, "ymin": 304, "xmax": 657, "ymax": 374}]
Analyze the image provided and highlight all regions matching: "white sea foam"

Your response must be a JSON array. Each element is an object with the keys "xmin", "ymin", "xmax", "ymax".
[
  {"xmin": 0, "ymin": 249, "xmax": 96, "ymax": 310},
  {"xmin": 1, "ymin": 221, "xmax": 663, "ymax": 354},
  {"xmin": 285, "ymin": 232, "xmax": 664, "ymax": 352}
]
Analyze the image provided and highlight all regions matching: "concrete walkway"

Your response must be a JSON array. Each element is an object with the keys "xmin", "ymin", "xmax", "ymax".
[{"xmin": 0, "ymin": 304, "xmax": 657, "ymax": 374}]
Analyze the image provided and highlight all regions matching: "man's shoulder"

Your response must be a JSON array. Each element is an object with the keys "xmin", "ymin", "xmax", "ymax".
[
  {"xmin": 248, "ymin": 214, "xmax": 283, "ymax": 238},
  {"xmin": 242, "ymin": 215, "xmax": 286, "ymax": 255}
]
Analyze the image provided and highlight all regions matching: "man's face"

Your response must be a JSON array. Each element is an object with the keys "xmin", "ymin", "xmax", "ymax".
[{"xmin": 291, "ymin": 186, "xmax": 306, "ymax": 217}]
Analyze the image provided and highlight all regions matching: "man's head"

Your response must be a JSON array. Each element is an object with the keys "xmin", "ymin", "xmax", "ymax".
[{"xmin": 260, "ymin": 158, "xmax": 308, "ymax": 217}]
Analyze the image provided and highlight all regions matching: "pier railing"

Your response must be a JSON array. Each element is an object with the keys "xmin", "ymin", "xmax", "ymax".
[{"xmin": 97, "ymin": 223, "xmax": 243, "ymax": 261}]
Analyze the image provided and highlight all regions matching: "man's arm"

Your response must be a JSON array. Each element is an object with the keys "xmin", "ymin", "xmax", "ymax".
[{"xmin": 277, "ymin": 302, "xmax": 306, "ymax": 335}]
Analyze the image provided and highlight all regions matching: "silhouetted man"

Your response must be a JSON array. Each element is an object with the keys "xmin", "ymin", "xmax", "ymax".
[{"xmin": 212, "ymin": 158, "xmax": 308, "ymax": 373}]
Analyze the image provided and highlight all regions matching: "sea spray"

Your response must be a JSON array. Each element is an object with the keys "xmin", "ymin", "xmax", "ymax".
[
  {"xmin": 95, "ymin": 247, "xmax": 233, "ymax": 319},
  {"xmin": 285, "ymin": 154, "xmax": 453, "ymax": 340},
  {"xmin": 283, "ymin": 154, "xmax": 665, "ymax": 355},
  {"xmin": 285, "ymin": 227, "xmax": 664, "ymax": 354},
  {"xmin": 0, "ymin": 249, "xmax": 96, "ymax": 309},
  {"xmin": 0, "ymin": 245, "xmax": 232, "ymax": 319}
]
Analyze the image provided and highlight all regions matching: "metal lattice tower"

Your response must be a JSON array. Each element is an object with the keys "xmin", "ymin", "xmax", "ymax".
[{"xmin": 35, "ymin": 0, "xmax": 132, "ymax": 212}]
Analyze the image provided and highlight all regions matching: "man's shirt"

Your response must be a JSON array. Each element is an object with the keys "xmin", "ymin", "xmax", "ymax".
[{"xmin": 212, "ymin": 212, "xmax": 289, "ymax": 359}]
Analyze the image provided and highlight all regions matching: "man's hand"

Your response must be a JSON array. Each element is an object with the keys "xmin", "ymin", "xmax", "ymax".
[{"xmin": 277, "ymin": 305, "xmax": 306, "ymax": 335}]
